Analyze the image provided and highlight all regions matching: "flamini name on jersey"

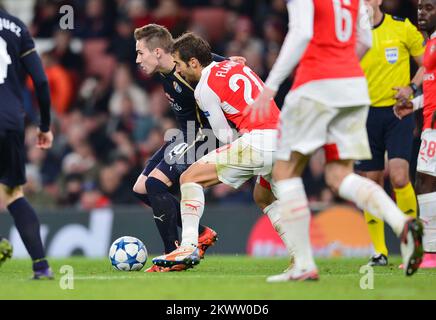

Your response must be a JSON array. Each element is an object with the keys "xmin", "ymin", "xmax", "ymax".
[{"xmin": 215, "ymin": 61, "xmax": 238, "ymax": 78}]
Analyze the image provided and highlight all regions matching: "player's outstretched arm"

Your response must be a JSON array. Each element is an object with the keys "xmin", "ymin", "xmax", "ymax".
[
  {"xmin": 245, "ymin": 0, "xmax": 314, "ymax": 122},
  {"xmin": 356, "ymin": 0, "xmax": 373, "ymax": 60}
]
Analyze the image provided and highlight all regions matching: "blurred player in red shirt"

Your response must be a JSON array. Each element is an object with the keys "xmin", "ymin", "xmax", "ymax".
[
  {"xmin": 394, "ymin": 0, "xmax": 436, "ymax": 269},
  {"xmin": 248, "ymin": 0, "xmax": 423, "ymax": 281}
]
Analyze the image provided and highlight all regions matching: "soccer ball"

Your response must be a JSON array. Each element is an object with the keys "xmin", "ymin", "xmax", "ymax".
[{"xmin": 109, "ymin": 236, "xmax": 147, "ymax": 271}]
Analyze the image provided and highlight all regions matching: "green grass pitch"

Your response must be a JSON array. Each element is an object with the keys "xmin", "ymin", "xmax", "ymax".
[{"xmin": 1, "ymin": 255, "xmax": 436, "ymax": 300}]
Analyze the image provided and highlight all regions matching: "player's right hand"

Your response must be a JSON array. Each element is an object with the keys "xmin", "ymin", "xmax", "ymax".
[
  {"xmin": 36, "ymin": 129, "xmax": 53, "ymax": 149},
  {"xmin": 393, "ymin": 100, "xmax": 413, "ymax": 120},
  {"xmin": 229, "ymin": 56, "xmax": 247, "ymax": 65},
  {"xmin": 244, "ymin": 86, "xmax": 276, "ymax": 123}
]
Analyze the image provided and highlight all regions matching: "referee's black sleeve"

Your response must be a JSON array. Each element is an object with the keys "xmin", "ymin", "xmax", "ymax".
[{"xmin": 21, "ymin": 51, "xmax": 51, "ymax": 132}]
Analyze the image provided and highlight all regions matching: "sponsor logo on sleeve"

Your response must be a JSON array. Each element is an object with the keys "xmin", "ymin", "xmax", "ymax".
[{"xmin": 173, "ymin": 81, "xmax": 183, "ymax": 93}]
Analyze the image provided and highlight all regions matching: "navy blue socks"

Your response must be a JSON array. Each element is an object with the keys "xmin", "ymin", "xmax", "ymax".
[{"xmin": 7, "ymin": 198, "xmax": 49, "ymax": 271}]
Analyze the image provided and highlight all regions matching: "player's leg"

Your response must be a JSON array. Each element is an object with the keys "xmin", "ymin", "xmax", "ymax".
[
  {"xmin": 266, "ymin": 154, "xmax": 319, "ymax": 282},
  {"xmin": 354, "ymin": 107, "xmax": 389, "ymax": 265},
  {"xmin": 414, "ymin": 128, "xmax": 436, "ymax": 268},
  {"xmin": 253, "ymin": 179, "xmax": 280, "ymax": 246},
  {"xmin": 152, "ymin": 160, "xmax": 220, "ymax": 267},
  {"xmin": 386, "ymin": 111, "xmax": 417, "ymax": 219},
  {"xmin": 154, "ymin": 138, "xmax": 265, "ymax": 267},
  {"xmin": 266, "ymin": 96, "xmax": 329, "ymax": 282},
  {"xmin": 0, "ymin": 133, "xmax": 13, "ymax": 267},
  {"xmin": 145, "ymin": 167, "xmax": 181, "ymax": 253},
  {"xmin": 137, "ymin": 144, "xmax": 218, "ymax": 272},
  {"xmin": 255, "ymin": 175, "xmax": 304, "ymax": 270},
  {"xmin": 134, "ymin": 168, "xmax": 175, "ymax": 273},
  {"xmin": 387, "ymin": 111, "xmax": 418, "ymax": 248},
  {"xmin": 327, "ymin": 106, "xmax": 423, "ymax": 276},
  {"xmin": 177, "ymin": 137, "xmax": 266, "ymax": 253},
  {"xmin": 0, "ymin": 184, "xmax": 53, "ymax": 279},
  {"xmin": 0, "ymin": 130, "xmax": 52, "ymax": 279},
  {"xmin": 253, "ymin": 177, "xmax": 276, "ymax": 211},
  {"xmin": 389, "ymin": 159, "xmax": 418, "ymax": 218},
  {"xmin": 360, "ymin": 171, "xmax": 389, "ymax": 265},
  {"xmin": 132, "ymin": 142, "xmax": 166, "ymax": 208},
  {"xmin": 132, "ymin": 173, "xmax": 151, "ymax": 206},
  {"xmin": 148, "ymin": 160, "xmax": 218, "ymax": 251},
  {"xmin": 133, "ymin": 144, "xmax": 181, "ymax": 257},
  {"xmin": 415, "ymin": 173, "xmax": 436, "ymax": 268}
]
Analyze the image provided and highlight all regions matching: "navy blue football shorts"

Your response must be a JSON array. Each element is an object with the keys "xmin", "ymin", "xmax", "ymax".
[
  {"xmin": 142, "ymin": 141, "xmax": 191, "ymax": 186},
  {"xmin": 0, "ymin": 130, "xmax": 26, "ymax": 188},
  {"xmin": 354, "ymin": 106, "xmax": 414, "ymax": 172}
]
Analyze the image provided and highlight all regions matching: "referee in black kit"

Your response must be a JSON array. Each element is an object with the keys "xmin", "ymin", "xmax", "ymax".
[{"xmin": 0, "ymin": 7, "xmax": 54, "ymax": 279}]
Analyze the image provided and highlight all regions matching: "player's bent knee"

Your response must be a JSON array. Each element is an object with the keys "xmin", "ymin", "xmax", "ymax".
[
  {"xmin": 390, "ymin": 175, "xmax": 409, "ymax": 189},
  {"xmin": 389, "ymin": 171, "xmax": 409, "ymax": 189},
  {"xmin": 253, "ymin": 184, "xmax": 275, "ymax": 210},
  {"xmin": 3, "ymin": 186, "xmax": 24, "ymax": 206},
  {"xmin": 325, "ymin": 161, "xmax": 353, "ymax": 194},
  {"xmin": 179, "ymin": 170, "xmax": 192, "ymax": 185},
  {"xmin": 179, "ymin": 161, "xmax": 203, "ymax": 185},
  {"xmin": 145, "ymin": 176, "xmax": 168, "ymax": 194},
  {"xmin": 133, "ymin": 175, "xmax": 148, "ymax": 194}
]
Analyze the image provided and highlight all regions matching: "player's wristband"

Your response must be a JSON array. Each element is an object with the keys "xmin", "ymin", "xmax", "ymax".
[
  {"xmin": 409, "ymin": 83, "xmax": 418, "ymax": 96},
  {"xmin": 412, "ymin": 96, "xmax": 423, "ymax": 111},
  {"xmin": 39, "ymin": 124, "xmax": 50, "ymax": 133}
]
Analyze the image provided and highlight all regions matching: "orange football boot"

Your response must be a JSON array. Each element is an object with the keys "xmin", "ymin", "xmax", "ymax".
[{"xmin": 198, "ymin": 227, "xmax": 218, "ymax": 259}]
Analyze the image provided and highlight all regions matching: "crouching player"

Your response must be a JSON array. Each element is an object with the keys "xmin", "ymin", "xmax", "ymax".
[{"xmin": 152, "ymin": 33, "xmax": 295, "ymax": 269}]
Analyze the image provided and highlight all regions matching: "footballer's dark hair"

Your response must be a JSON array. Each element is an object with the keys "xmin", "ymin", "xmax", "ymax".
[
  {"xmin": 134, "ymin": 24, "xmax": 173, "ymax": 53},
  {"xmin": 172, "ymin": 32, "xmax": 213, "ymax": 67}
]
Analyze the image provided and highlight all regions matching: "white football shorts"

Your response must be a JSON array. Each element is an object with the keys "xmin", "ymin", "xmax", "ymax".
[
  {"xmin": 417, "ymin": 129, "xmax": 436, "ymax": 177},
  {"xmin": 199, "ymin": 133, "xmax": 276, "ymax": 190},
  {"xmin": 276, "ymin": 93, "xmax": 372, "ymax": 162}
]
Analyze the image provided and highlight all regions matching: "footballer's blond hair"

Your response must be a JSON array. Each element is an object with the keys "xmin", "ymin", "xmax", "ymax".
[{"xmin": 134, "ymin": 24, "xmax": 173, "ymax": 53}]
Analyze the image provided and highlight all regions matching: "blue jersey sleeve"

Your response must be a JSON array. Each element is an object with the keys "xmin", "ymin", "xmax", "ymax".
[
  {"xmin": 19, "ymin": 22, "xmax": 35, "ymax": 57},
  {"xmin": 22, "ymin": 52, "xmax": 51, "ymax": 132},
  {"xmin": 211, "ymin": 53, "xmax": 227, "ymax": 62}
]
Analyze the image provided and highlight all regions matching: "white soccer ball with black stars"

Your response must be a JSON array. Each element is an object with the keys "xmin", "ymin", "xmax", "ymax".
[{"xmin": 109, "ymin": 236, "xmax": 147, "ymax": 271}]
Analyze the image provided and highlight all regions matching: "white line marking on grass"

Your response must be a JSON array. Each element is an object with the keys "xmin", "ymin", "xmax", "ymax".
[{"xmin": 73, "ymin": 274, "xmax": 265, "ymax": 280}]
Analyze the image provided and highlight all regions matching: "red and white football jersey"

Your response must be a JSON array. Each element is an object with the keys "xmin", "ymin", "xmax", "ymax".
[
  {"xmin": 293, "ymin": 0, "xmax": 364, "ymax": 89},
  {"xmin": 265, "ymin": 0, "xmax": 371, "ymax": 107},
  {"xmin": 423, "ymin": 35, "xmax": 436, "ymax": 130},
  {"xmin": 195, "ymin": 60, "xmax": 280, "ymax": 149}
]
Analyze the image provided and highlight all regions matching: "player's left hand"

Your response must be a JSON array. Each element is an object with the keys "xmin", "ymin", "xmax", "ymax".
[
  {"xmin": 229, "ymin": 56, "xmax": 247, "ymax": 65},
  {"xmin": 244, "ymin": 86, "xmax": 276, "ymax": 122},
  {"xmin": 36, "ymin": 129, "xmax": 53, "ymax": 149},
  {"xmin": 393, "ymin": 86, "xmax": 413, "ymax": 102}
]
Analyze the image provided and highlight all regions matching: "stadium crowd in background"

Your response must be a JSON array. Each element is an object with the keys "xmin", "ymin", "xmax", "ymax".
[{"xmin": 0, "ymin": 0, "xmax": 421, "ymax": 210}]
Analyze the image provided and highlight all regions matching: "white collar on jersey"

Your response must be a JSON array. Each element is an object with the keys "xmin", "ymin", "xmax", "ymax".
[
  {"xmin": 432, "ymin": 31, "xmax": 436, "ymax": 39},
  {"xmin": 201, "ymin": 61, "xmax": 218, "ymax": 77}
]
